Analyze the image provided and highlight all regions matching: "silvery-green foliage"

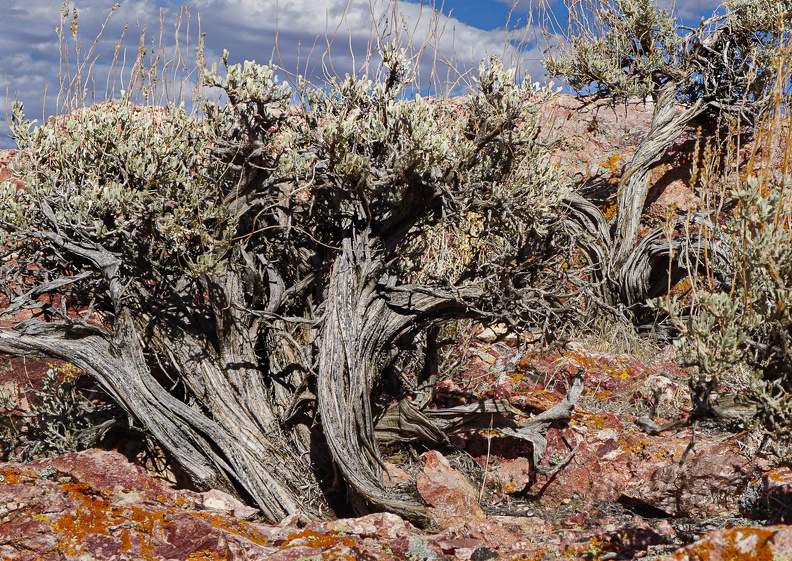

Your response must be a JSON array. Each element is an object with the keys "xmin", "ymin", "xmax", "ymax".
[
  {"xmin": 200, "ymin": 47, "xmax": 567, "ymax": 292},
  {"xmin": 544, "ymin": 0, "xmax": 680, "ymax": 100},
  {"xmin": 546, "ymin": 0, "xmax": 791, "ymax": 120},
  {"xmin": 1, "ymin": 96, "xmax": 230, "ymax": 274},
  {"xmin": 2, "ymin": 46, "xmax": 566, "ymax": 298},
  {"xmin": 0, "ymin": 365, "xmax": 120, "ymax": 462},
  {"xmin": 0, "ymin": 44, "xmax": 583, "ymax": 522},
  {"xmin": 662, "ymin": 174, "xmax": 792, "ymax": 448}
]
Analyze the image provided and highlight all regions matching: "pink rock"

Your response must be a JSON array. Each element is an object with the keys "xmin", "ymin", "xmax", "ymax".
[
  {"xmin": 620, "ymin": 441, "xmax": 760, "ymax": 517},
  {"xmin": 487, "ymin": 515, "xmax": 553, "ymax": 538},
  {"xmin": 0, "ymin": 451, "xmax": 280, "ymax": 560},
  {"xmin": 530, "ymin": 427, "xmax": 629, "ymax": 505},
  {"xmin": 384, "ymin": 461, "xmax": 414, "ymax": 486},
  {"xmin": 435, "ymin": 519, "xmax": 520, "ymax": 550},
  {"xmin": 746, "ymin": 466, "xmax": 792, "ymax": 522},
  {"xmin": 491, "ymin": 456, "xmax": 534, "ymax": 494},
  {"xmin": 28, "ymin": 449, "xmax": 174, "ymax": 498},
  {"xmin": 416, "ymin": 450, "xmax": 485, "ymax": 529},
  {"xmin": 198, "ymin": 488, "xmax": 259, "ymax": 520},
  {"xmin": 763, "ymin": 466, "xmax": 792, "ymax": 501},
  {"xmin": 635, "ymin": 374, "xmax": 688, "ymax": 412},
  {"xmin": 264, "ymin": 545, "xmax": 324, "ymax": 561},
  {"xmin": 662, "ymin": 525, "xmax": 792, "ymax": 561},
  {"xmin": 646, "ymin": 178, "xmax": 700, "ymax": 220},
  {"xmin": 0, "ymin": 149, "xmax": 25, "ymax": 192},
  {"xmin": 307, "ymin": 512, "xmax": 414, "ymax": 540}
]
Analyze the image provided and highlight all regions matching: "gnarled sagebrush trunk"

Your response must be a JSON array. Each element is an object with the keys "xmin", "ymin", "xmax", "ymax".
[{"xmin": 0, "ymin": 53, "xmax": 588, "ymax": 524}]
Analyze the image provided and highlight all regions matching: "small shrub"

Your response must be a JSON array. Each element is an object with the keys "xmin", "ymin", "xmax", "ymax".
[
  {"xmin": 659, "ymin": 43, "xmax": 792, "ymax": 454},
  {"xmin": 664, "ymin": 177, "xmax": 792, "ymax": 452},
  {"xmin": 0, "ymin": 363, "xmax": 122, "ymax": 462}
]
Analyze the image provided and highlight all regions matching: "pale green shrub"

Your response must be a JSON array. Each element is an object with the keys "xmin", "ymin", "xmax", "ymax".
[
  {"xmin": 0, "ymin": 364, "xmax": 120, "ymax": 462},
  {"xmin": 1, "ymin": 97, "xmax": 230, "ymax": 274},
  {"xmin": 661, "ymin": 82, "xmax": 792, "ymax": 451}
]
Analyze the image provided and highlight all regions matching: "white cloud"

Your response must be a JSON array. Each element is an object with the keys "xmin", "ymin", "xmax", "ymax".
[
  {"xmin": 497, "ymin": 0, "xmax": 726, "ymax": 25},
  {"xmin": 657, "ymin": 0, "xmax": 723, "ymax": 21},
  {"xmin": 0, "ymin": 0, "xmax": 546, "ymax": 149}
]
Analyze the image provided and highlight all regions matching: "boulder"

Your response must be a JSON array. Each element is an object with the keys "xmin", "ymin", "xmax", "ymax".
[
  {"xmin": 662, "ymin": 525, "xmax": 792, "ymax": 561},
  {"xmin": 417, "ymin": 450, "xmax": 486, "ymax": 529},
  {"xmin": 0, "ymin": 450, "xmax": 283, "ymax": 560},
  {"xmin": 620, "ymin": 440, "xmax": 760, "ymax": 517}
]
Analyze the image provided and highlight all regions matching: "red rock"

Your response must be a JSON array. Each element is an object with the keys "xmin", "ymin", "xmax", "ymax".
[
  {"xmin": 662, "ymin": 525, "xmax": 792, "ymax": 561},
  {"xmin": 763, "ymin": 466, "xmax": 792, "ymax": 507},
  {"xmin": 610, "ymin": 522, "xmax": 676, "ymax": 551},
  {"xmin": 636, "ymin": 374, "xmax": 689, "ymax": 413},
  {"xmin": 490, "ymin": 456, "xmax": 534, "ymax": 494},
  {"xmin": 741, "ymin": 466, "xmax": 792, "ymax": 522},
  {"xmin": 620, "ymin": 440, "xmax": 760, "ymax": 517},
  {"xmin": 0, "ymin": 450, "xmax": 299, "ymax": 560},
  {"xmin": 487, "ymin": 515, "xmax": 553, "ymax": 538},
  {"xmin": 264, "ymin": 545, "xmax": 324, "ymax": 560},
  {"xmin": 416, "ymin": 450, "xmax": 485, "ymax": 529},
  {"xmin": 0, "ymin": 451, "xmax": 430, "ymax": 560},
  {"xmin": 646, "ymin": 178, "xmax": 700, "ymax": 220},
  {"xmin": 434, "ymin": 519, "xmax": 520, "ymax": 550},
  {"xmin": 27, "ymin": 449, "xmax": 174, "ymax": 498},
  {"xmin": 198, "ymin": 488, "xmax": 259, "ymax": 520},
  {"xmin": 384, "ymin": 460, "xmax": 414, "ymax": 486},
  {"xmin": 307, "ymin": 512, "xmax": 414, "ymax": 540},
  {"xmin": 0, "ymin": 149, "xmax": 25, "ymax": 191}
]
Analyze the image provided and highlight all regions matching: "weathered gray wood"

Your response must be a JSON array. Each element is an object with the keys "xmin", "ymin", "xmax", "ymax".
[
  {"xmin": 611, "ymin": 84, "xmax": 706, "ymax": 265},
  {"xmin": 618, "ymin": 213, "xmax": 731, "ymax": 308},
  {"xmin": 0, "ymin": 310, "xmax": 325, "ymax": 523},
  {"xmin": 376, "ymin": 373, "xmax": 584, "ymax": 473}
]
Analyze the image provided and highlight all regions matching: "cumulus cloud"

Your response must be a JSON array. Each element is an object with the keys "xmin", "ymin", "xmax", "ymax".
[{"xmin": 0, "ymin": 0, "xmax": 547, "ymax": 149}]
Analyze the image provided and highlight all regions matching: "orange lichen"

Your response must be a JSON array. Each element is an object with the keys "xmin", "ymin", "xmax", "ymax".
[
  {"xmin": 280, "ymin": 528, "xmax": 357, "ymax": 553},
  {"xmin": 187, "ymin": 552, "xmax": 229, "ymax": 561},
  {"xmin": 600, "ymin": 153, "xmax": 623, "ymax": 170},
  {"xmin": 677, "ymin": 527, "xmax": 777, "ymax": 561},
  {"xmin": 766, "ymin": 468, "xmax": 791, "ymax": 483},
  {"xmin": 602, "ymin": 197, "xmax": 619, "ymax": 220},
  {"xmin": 46, "ymin": 477, "xmax": 274, "ymax": 561},
  {"xmin": 714, "ymin": 527, "xmax": 775, "ymax": 561},
  {"xmin": 56, "ymin": 483, "xmax": 135, "ymax": 556},
  {"xmin": 653, "ymin": 446, "xmax": 673, "ymax": 460},
  {"xmin": 619, "ymin": 437, "xmax": 650, "ymax": 454},
  {"xmin": 44, "ymin": 479, "xmax": 174, "ymax": 559},
  {"xmin": 562, "ymin": 535, "xmax": 621, "ymax": 561},
  {"xmin": 518, "ymin": 353, "xmax": 539, "ymax": 370},
  {"xmin": 0, "ymin": 466, "xmax": 38, "ymax": 485},
  {"xmin": 513, "ymin": 388, "xmax": 559, "ymax": 411},
  {"xmin": 506, "ymin": 549, "xmax": 554, "ymax": 561},
  {"xmin": 119, "ymin": 527, "xmax": 133, "ymax": 554},
  {"xmin": 561, "ymin": 349, "xmax": 636, "ymax": 379},
  {"xmin": 574, "ymin": 411, "xmax": 609, "ymax": 430}
]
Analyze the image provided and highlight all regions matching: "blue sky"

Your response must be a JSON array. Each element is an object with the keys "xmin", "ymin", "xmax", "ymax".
[{"xmin": 0, "ymin": 0, "xmax": 722, "ymax": 149}]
